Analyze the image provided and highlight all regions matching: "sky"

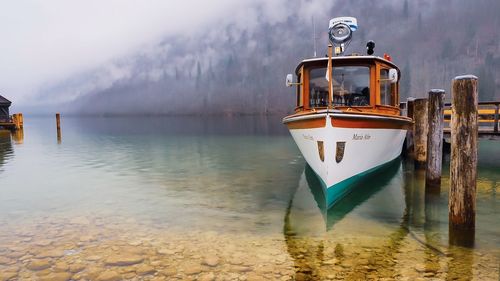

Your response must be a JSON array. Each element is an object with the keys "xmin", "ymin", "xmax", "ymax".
[{"xmin": 0, "ymin": 0, "xmax": 299, "ymax": 104}]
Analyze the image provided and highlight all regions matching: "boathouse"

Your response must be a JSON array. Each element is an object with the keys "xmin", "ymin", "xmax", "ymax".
[{"xmin": 0, "ymin": 94, "xmax": 12, "ymax": 122}]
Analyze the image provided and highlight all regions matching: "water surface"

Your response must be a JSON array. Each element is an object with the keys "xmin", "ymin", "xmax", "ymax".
[{"xmin": 0, "ymin": 116, "xmax": 498, "ymax": 280}]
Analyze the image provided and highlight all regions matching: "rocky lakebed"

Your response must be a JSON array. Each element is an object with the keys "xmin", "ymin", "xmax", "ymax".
[{"xmin": 0, "ymin": 214, "xmax": 498, "ymax": 281}]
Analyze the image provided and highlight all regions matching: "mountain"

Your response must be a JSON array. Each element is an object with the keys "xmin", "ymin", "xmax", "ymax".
[{"xmin": 35, "ymin": 0, "xmax": 500, "ymax": 116}]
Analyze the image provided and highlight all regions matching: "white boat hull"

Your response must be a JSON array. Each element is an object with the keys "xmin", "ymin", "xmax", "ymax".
[{"xmin": 285, "ymin": 112, "xmax": 407, "ymax": 207}]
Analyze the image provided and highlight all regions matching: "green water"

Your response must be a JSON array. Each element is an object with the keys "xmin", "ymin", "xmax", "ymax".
[{"xmin": 0, "ymin": 116, "xmax": 498, "ymax": 280}]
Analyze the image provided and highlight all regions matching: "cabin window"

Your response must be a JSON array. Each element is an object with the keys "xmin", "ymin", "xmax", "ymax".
[
  {"xmin": 309, "ymin": 66, "xmax": 370, "ymax": 107},
  {"xmin": 296, "ymin": 73, "xmax": 303, "ymax": 107},
  {"xmin": 379, "ymin": 69, "xmax": 395, "ymax": 106}
]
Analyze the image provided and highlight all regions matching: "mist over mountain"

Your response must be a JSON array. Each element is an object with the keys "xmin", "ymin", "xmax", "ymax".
[{"xmin": 25, "ymin": 0, "xmax": 500, "ymax": 115}]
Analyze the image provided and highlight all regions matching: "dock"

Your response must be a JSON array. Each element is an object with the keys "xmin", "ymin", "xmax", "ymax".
[
  {"xmin": 403, "ymin": 76, "xmax": 497, "ymax": 247},
  {"xmin": 0, "ymin": 114, "xmax": 23, "ymax": 131},
  {"xmin": 0, "ymin": 94, "xmax": 21, "ymax": 131},
  {"xmin": 443, "ymin": 101, "xmax": 500, "ymax": 140}
]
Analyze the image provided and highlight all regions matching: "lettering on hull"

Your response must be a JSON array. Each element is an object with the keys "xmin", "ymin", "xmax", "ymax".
[{"xmin": 352, "ymin": 133, "xmax": 371, "ymax": 140}]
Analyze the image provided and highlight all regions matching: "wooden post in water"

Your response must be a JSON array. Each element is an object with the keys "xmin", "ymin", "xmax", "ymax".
[
  {"xmin": 405, "ymin": 98, "xmax": 415, "ymax": 156},
  {"xmin": 56, "ymin": 113, "xmax": 62, "ymax": 143},
  {"xmin": 19, "ymin": 113, "xmax": 23, "ymax": 129},
  {"xmin": 413, "ymin": 98, "xmax": 428, "ymax": 166},
  {"xmin": 425, "ymin": 90, "xmax": 445, "ymax": 188},
  {"xmin": 494, "ymin": 104, "xmax": 499, "ymax": 133},
  {"xmin": 449, "ymin": 76, "xmax": 478, "ymax": 243},
  {"xmin": 11, "ymin": 114, "xmax": 18, "ymax": 130}
]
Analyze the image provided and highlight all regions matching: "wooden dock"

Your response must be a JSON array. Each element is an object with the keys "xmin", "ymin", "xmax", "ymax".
[
  {"xmin": 443, "ymin": 127, "xmax": 500, "ymax": 140},
  {"xmin": 402, "ymin": 76, "xmax": 491, "ymax": 247},
  {"xmin": 0, "ymin": 113, "xmax": 23, "ymax": 131},
  {"xmin": 0, "ymin": 121, "xmax": 16, "ymax": 130},
  {"xmin": 443, "ymin": 101, "xmax": 500, "ymax": 140}
]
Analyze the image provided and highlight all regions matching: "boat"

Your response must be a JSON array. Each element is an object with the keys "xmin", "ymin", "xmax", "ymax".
[{"xmin": 283, "ymin": 17, "xmax": 412, "ymax": 209}]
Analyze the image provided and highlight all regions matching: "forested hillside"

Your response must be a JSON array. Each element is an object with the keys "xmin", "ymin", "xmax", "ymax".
[{"xmin": 37, "ymin": 0, "xmax": 500, "ymax": 115}]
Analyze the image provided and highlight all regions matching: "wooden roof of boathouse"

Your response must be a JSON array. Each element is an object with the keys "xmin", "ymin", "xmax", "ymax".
[{"xmin": 0, "ymin": 94, "xmax": 11, "ymax": 106}]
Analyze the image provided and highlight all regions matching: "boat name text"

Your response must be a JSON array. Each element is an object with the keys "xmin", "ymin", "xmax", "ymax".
[
  {"xmin": 352, "ymin": 133, "xmax": 371, "ymax": 140},
  {"xmin": 302, "ymin": 134, "xmax": 314, "ymax": 141}
]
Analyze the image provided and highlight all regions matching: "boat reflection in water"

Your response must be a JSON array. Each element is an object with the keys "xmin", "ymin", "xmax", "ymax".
[{"xmin": 284, "ymin": 158, "xmax": 404, "ymax": 280}]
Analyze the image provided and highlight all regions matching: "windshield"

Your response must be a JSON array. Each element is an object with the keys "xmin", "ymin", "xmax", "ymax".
[{"xmin": 309, "ymin": 66, "xmax": 370, "ymax": 107}]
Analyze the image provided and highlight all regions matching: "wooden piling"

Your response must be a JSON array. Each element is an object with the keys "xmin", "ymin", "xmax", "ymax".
[
  {"xmin": 11, "ymin": 114, "xmax": 18, "ymax": 130},
  {"xmin": 56, "ymin": 113, "xmax": 62, "ymax": 142},
  {"xmin": 449, "ymin": 75, "xmax": 478, "ymax": 231},
  {"xmin": 19, "ymin": 113, "xmax": 23, "ymax": 129},
  {"xmin": 413, "ymin": 98, "xmax": 428, "ymax": 166},
  {"xmin": 405, "ymin": 98, "xmax": 415, "ymax": 156},
  {"xmin": 56, "ymin": 113, "xmax": 61, "ymax": 130},
  {"xmin": 494, "ymin": 104, "xmax": 499, "ymax": 133},
  {"xmin": 425, "ymin": 90, "xmax": 445, "ymax": 188}
]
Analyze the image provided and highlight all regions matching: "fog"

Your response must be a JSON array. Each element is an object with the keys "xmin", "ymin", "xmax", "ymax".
[{"xmin": 2, "ymin": 0, "xmax": 499, "ymax": 115}]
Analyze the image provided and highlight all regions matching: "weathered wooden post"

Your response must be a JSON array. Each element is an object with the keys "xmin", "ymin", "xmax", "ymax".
[
  {"xmin": 449, "ymin": 75, "xmax": 478, "ymax": 246},
  {"xmin": 11, "ymin": 114, "xmax": 18, "ymax": 130},
  {"xmin": 425, "ymin": 89, "xmax": 445, "ymax": 188},
  {"xmin": 56, "ymin": 113, "xmax": 62, "ymax": 142},
  {"xmin": 494, "ymin": 103, "xmax": 499, "ymax": 133},
  {"xmin": 405, "ymin": 98, "xmax": 415, "ymax": 156},
  {"xmin": 19, "ymin": 113, "xmax": 24, "ymax": 129},
  {"xmin": 56, "ymin": 113, "xmax": 61, "ymax": 129},
  {"xmin": 413, "ymin": 98, "xmax": 428, "ymax": 166}
]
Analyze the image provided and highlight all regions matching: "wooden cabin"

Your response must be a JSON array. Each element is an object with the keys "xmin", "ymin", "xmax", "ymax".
[
  {"xmin": 0, "ymin": 94, "xmax": 12, "ymax": 122},
  {"xmin": 292, "ymin": 56, "xmax": 401, "ymax": 116}
]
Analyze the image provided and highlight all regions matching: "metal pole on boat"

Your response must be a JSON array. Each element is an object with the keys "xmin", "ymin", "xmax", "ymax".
[
  {"xmin": 449, "ymin": 76, "xmax": 478, "ymax": 245},
  {"xmin": 327, "ymin": 44, "xmax": 333, "ymax": 109},
  {"xmin": 413, "ymin": 98, "xmax": 429, "ymax": 166},
  {"xmin": 425, "ymin": 89, "xmax": 445, "ymax": 188}
]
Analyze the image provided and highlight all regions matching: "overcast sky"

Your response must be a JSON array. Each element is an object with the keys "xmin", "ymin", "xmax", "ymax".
[{"xmin": 0, "ymin": 0, "xmax": 305, "ymax": 104}]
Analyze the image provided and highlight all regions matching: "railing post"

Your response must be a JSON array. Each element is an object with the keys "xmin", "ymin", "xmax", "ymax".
[
  {"xmin": 449, "ymin": 75, "xmax": 478, "ymax": 247},
  {"xmin": 399, "ymin": 102, "xmax": 407, "ymax": 116},
  {"xmin": 494, "ymin": 104, "xmax": 499, "ymax": 133},
  {"xmin": 426, "ymin": 89, "xmax": 445, "ymax": 188}
]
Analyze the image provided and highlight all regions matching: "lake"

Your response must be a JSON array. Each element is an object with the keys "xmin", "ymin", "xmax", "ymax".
[{"xmin": 0, "ymin": 116, "xmax": 498, "ymax": 280}]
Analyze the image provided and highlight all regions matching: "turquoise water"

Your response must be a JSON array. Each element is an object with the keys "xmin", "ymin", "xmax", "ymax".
[{"xmin": 0, "ymin": 116, "xmax": 498, "ymax": 280}]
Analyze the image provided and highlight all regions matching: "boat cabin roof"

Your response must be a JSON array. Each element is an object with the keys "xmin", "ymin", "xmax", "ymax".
[{"xmin": 295, "ymin": 55, "xmax": 399, "ymax": 75}]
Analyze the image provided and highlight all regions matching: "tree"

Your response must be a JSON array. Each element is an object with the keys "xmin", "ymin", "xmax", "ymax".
[
  {"xmin": 195, "ymin": 60, "xmax": 202, "ymax": 89},
  {"xmin": 477, "ymin": 65, "xmax": 496, "ymax": 101},
  {"xmin": 403, "ymin": 0, "xmax": 409, "ymax": 19},
  {"xmin": 441, "ymin": 38, "xmax": 454, "ymax": 60},
  {"xmin": 175, "ymin": 67, "xmax": 180, "ymax": 81},
  {"xmin": 401, "ymin": 61, "xmax": 411, "ymax": 98},
  {"xmin": 417, "ymin": 12, "xmax": 422, "ymax": 31}
]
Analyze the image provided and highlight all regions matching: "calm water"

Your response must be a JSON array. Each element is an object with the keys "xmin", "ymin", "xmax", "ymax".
[{"xmin": 0, "ymin": 116, "xmax": 498, "ymax": 280}]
